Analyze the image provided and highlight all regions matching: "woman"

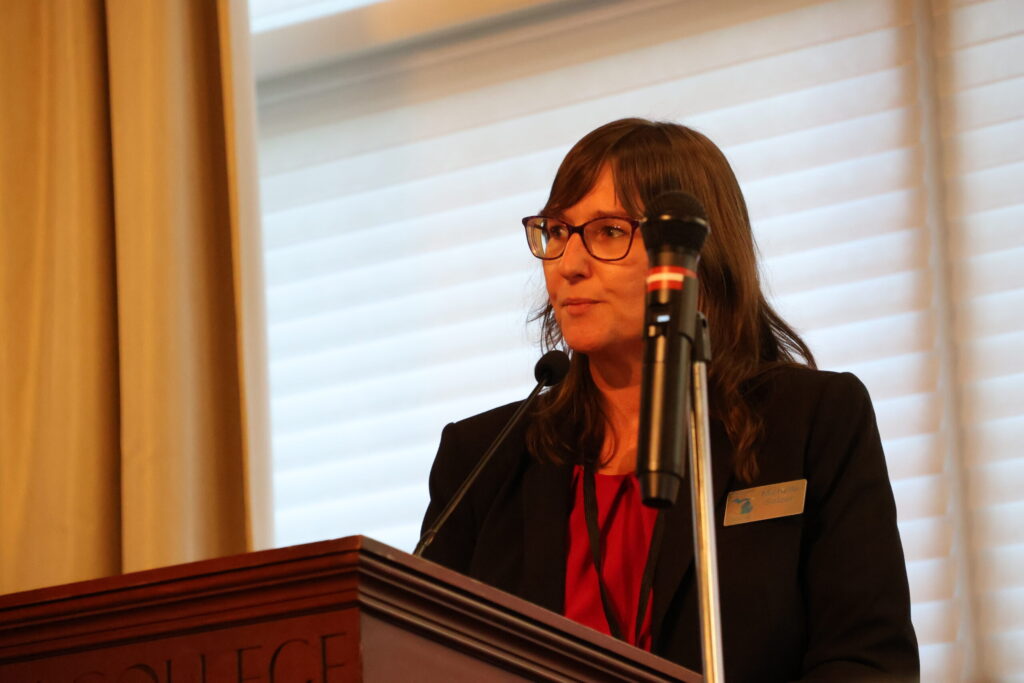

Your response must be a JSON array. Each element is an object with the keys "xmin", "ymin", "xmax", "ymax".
[{"xmin": 421, "ymin": 119, "xmax": 919, "ymax": 681}]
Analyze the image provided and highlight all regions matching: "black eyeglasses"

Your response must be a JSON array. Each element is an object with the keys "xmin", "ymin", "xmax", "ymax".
[{"xmin": 522, "ymin": 215, "xmax": 642, "ymax": 261}]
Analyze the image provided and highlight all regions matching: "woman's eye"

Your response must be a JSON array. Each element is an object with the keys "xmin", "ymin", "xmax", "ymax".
[
  {"xmin": 548, "ymin": 223, "xmax": 569, "ymax": 239},
  {"xmin": 596, "ymin": 221, "xmax": 628, "ymax": 238}
]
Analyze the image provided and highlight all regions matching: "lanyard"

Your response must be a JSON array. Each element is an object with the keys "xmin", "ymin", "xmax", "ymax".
[{"xmin": 582, "ymin": 464, "xmax": 667, "ymax": 646}]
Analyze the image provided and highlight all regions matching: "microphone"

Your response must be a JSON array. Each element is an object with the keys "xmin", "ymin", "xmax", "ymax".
[
  {"xmin": 637, "ymin": 191, "xmax": 709, "ymax": 507},
  {"xmin": 415, "ymin": 350, "xmax": 570, "ymax": 556},
  {"xmin": 534, "ymin": 350, "xmax": 571, "ymax": 386}
]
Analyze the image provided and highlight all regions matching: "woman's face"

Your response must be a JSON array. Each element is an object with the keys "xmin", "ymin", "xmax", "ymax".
[{"xmin": 543, "ymin": 164, "xmax": 649, "ymax": 362}]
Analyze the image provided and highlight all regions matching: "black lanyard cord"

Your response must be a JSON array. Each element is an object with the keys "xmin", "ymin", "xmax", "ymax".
[
  {"xmin": 582, "ymin": 465, "xmax": 666, "ymax": 647},
  {"xmin": 583, "ymin": 464, "xmax": 625, "ymax": 641}
]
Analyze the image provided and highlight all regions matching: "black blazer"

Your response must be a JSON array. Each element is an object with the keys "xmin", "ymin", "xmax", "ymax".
[{"xmin": 421, "ymin": 367, "xmax": 919, "ymax": 681}]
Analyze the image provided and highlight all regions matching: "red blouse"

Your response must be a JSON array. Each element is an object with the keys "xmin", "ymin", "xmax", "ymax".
[{"xmin": 564, "ymin": 465, "xmax": 659, "ymax": 650}]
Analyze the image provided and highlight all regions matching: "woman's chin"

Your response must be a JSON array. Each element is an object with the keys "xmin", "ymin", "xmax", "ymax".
[{"xmin": 561, "ymin": 334, "xmax": 603, "ymax": 356}]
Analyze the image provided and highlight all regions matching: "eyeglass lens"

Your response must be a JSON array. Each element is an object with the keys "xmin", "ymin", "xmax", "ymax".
[{"xmin": 525, "ymin": 217, "xmax": 635, "ymax": 260}]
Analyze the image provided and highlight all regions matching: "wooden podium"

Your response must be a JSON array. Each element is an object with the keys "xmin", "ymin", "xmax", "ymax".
[{"xmin": 0, "ymin": 536, "xmax": 699, "ymax": 682}]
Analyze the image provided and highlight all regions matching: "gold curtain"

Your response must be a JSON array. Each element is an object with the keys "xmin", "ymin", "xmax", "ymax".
[{"xmin": 0, "ymin": 0, "xmax": 270, "ymax": 594}]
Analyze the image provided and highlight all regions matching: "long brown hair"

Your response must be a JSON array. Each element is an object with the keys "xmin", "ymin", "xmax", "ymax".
[{"xmin": 526, "ymin": 118, "xmax": 815, "ymax": 483}]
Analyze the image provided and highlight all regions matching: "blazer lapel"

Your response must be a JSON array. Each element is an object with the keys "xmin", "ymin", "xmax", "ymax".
[
  {"xmin": 521, "ymin": 457, "xmax": 573, "ymax": 614},
  {"xmin": 652, "ymin": 418, "xmax": 735, "ymax": 637}
]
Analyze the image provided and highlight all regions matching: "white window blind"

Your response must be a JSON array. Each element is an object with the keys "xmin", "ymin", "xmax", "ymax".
[
  {"xmin": 253, "ymin": 0, "xmax": 1023, "ymax": 679},
  {"xmin": 934, "ymin": 0, "xmax": 1024, "ymax": 679}
]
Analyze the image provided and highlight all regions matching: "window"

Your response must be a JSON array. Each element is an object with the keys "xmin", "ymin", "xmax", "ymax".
[{"xmin": 251, "ymin": 0, "xmax": 1024, "ymax": 678}]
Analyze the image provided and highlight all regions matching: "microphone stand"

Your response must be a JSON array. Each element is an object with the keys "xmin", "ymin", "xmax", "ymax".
[
  {"xmin": 414, "ymin": 350, "xmax": 569, "ymax": 558},
  {"xmin": 688, "ymin": 313, "xmax": 724, "ymax": 682},
  {"xmin": 414, "ymin": 379, "xmax": 547, "ymax": 558}
]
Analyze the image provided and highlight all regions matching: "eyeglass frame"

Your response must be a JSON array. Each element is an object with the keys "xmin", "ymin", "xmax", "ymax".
[{"xmin": 521, "ymin": 214, "xmax": 643, "ymax": 262}]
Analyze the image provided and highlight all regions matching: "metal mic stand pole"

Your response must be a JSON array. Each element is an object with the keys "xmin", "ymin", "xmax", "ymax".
[{"xmin": 688, "ymin": 312, "xmax": 725, "ymax": 682}]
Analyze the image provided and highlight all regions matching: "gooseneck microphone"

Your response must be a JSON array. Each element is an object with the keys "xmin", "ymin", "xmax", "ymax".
[
  {"xmin": 415, "ymin": 350, "xmax": 570, "ymax": 557},
  {"xmin": 637, "ymin": 191, "xmax": 710, "ymax": 507}
]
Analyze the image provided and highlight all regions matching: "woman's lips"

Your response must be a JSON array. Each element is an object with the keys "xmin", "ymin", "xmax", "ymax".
[{"xmin": 562, "ymin": 298, "xmax": 599, "ymax": 314}]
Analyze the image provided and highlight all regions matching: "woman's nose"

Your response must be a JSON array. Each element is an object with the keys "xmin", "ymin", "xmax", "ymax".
[{"xmin": 557, "ymin": 233, "xmax": 591, "ymax": 278}]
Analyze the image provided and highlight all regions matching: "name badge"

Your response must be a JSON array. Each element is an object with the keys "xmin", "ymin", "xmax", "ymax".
[{"xmin": 724, "ymin": 479, "xmax": 807, "ymax": 526}]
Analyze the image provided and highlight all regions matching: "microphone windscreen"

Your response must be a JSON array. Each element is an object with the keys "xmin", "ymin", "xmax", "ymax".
[
  {"xmin": 535, "ymin": 350, "xmax": 571, "ymax": 387},
  {"xmin": 643, "ymin": 191, "xmax": 709, "ymax": 252}
]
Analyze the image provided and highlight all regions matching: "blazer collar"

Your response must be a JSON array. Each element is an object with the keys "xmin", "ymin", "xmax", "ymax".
[
  {"xmin": 521, "ymin": 457, "xmax": 573, "ymax": 613},
  {"xmin": 651, "ymin": 419, "xmax": 734, "ymax": 637},
  {"xmin": 518, "ymin": 420, "xmax": 734, "ymax": 633}
]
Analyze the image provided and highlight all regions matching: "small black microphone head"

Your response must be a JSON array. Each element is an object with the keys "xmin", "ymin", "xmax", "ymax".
[
  {"xmin": 643, "ymin": 191, "xmax": 709, "ymax": 252},
  {"xmin": 535, "ymin": 350, "xmax": 571, "ymax": 387}
]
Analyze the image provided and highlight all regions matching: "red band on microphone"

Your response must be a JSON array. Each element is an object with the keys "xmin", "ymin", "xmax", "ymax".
[{"xmin": 646, "ymin": 265, "xmax": 696, "ymax": 292}]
